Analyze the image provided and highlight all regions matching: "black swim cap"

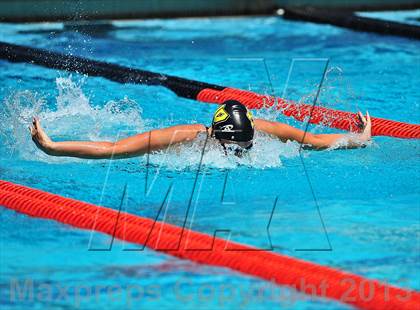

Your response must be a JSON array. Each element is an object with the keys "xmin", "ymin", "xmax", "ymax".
[{"xmin": 211, "ymin": 100, "xmax": 254, "ymax": 144}]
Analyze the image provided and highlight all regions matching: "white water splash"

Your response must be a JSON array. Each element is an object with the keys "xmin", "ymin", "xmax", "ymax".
[
  {"xmin": 48, "ymin": 76, "xmax": 144, "ymax": 142},
  {"xmin": 0, "ymin": 90, "xmax": 46, "ymax": 159},
  {"xmin": 147, "ymin": 131, "xmax": 300, "ymax": 170},
  {"xmin": 1, "ymin": 76, "xmax": 144, "ymax": 162}
]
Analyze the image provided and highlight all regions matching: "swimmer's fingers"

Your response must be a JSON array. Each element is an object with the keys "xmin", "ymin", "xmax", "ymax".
[
  {"xmin": 33, "ymin": 117, "xmax": 40, "ymax": 130},
  {"xmin": 30, "ymin": 126, "xmax": 43, "ymax": 150},
  {"xmin": 30, "ymin": 117, "xmax": 43, "ymax": 137},
  {"xmin": 357, "ymin": 111, "xmax": 366, "ymax": 130},
  {"xmin": 365, "ymin": 111, "xmax": 372, "ymax": 131},
  {"xmin": 358, "ymin": 111, "xmax": 366, "ymax": 124},
  {"xmin": 30, "ymin": 127, "xmax": 39, "ymax": 142},
  {"xmin": 366, "ymin": 111, "xmax": 371, "ymax": 124},
  {"xmin": 361, "ymin": 111, "xmax": 371, "ymax": 126},
  {"xmin": 30, "ymin": 117, "xmax": 37, "ymax": 136},
  {"xmin": 30, "ymin": 118, "xmax": 43, "ymax": 142},
  {"xmin": 360, "ymin": 111, "xmax": 372, "ymax": 141}
]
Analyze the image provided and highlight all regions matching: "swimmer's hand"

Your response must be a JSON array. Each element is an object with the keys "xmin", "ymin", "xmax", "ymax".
[
  {"xmin": 29, "ymin": 117, "xmax": 53, "ymax": 153},
  {"xmin": 357, "ymin": 111, "xmax": 371, "ymax": 142}
]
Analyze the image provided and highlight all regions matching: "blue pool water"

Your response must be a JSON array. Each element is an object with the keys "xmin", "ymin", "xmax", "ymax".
[{"xmin": 1, "ymin": 16, "xmax": 419, "ymax": 309}]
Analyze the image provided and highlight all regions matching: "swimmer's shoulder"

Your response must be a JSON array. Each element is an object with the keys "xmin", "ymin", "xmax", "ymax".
[
  {"xmin": 187, "ymin": 123, "xmax": 207, "ymax": 131},
  {"xmin": 183, "ymin": 123, "xmax": 210, "ymax": 137},
  {"xmin": 193, "ymin": 123, "xmax": 213, "ymax": 137}
]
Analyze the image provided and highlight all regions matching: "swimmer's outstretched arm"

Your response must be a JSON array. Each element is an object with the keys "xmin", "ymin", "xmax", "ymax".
[
  {"xmin": 255, "ymin": 111, "xmax": 371, "ymax": 149},
  {"xmin": 30, "ymin": 118, "xmax": 207, "ymax": 159}
]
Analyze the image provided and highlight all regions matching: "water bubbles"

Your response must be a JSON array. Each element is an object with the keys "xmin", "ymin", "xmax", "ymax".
[
  {"xmin": 104, "ymin": 96, "xmax": 142, "ymax": 115},
  {"xmin": 0, "ymin": 91, "xmax": 47, "ymax": 158}
]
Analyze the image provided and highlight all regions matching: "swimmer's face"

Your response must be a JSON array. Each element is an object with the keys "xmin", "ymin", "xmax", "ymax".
[
  {"xmin": 219, "ymin": 139, "xmax": 253, "ymax": 157},
  {"xmin": 219, "ymin": 139, "xmax": 253, "ymax": 149}
]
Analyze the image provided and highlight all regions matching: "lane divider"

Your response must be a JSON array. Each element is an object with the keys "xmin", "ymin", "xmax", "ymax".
[
  {"xmin": 1, "ymin": 41, "xmax": 419, "ymax": 139},
  {"xmin": 1, "ymin": 180, "xmax": 419, "ymax": 309},
  {"xmin": 282, "ymin": 7, "xmax": 420, "ymax": 40},
  {"xmin": 197, "ymin": 88, "xmax": 420, "ymax": 139}
]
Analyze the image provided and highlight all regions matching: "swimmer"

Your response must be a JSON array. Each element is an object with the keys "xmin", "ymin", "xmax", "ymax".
[{"xmin": 30, "ymin": 100, "xmax": 371, "ymax": 159}]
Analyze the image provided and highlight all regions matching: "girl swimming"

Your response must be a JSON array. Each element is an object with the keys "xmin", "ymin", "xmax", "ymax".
[{"xmin": 30, "ymin": 100, "xmax": 371, "ymax": 159}]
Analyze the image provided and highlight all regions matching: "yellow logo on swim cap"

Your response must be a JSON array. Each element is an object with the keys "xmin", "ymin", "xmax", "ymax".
[
  {"xmin": 246, "ymin": 111, "xmax": 254, "ymax": 128},
  {"xmin": 213, "ymin": 105, "xmax": 229, "ymax": 124}
]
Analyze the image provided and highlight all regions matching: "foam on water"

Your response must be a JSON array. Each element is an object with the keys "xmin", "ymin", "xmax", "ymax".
[
  {"xmin": 0, "ymin": 90, "xmax": 46, "ymax": 159},
  {"xmin": 149, "ymin": 131, "xmax": 300, "ymax": 170}
]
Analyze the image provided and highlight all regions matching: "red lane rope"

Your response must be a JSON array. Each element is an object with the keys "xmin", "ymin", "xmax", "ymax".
[
  {"xmin": 197, "ymin": 88, "xmax": 420, "ymax": 139},
  {"xmin": 1, "ymin": 180, "xmax": 419, "ymax": 309}
]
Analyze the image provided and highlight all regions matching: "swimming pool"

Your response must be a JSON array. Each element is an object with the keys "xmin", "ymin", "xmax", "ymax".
[{"xmin": 1, "ymin": 16, "xmax": 419, "ymax": 309}]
